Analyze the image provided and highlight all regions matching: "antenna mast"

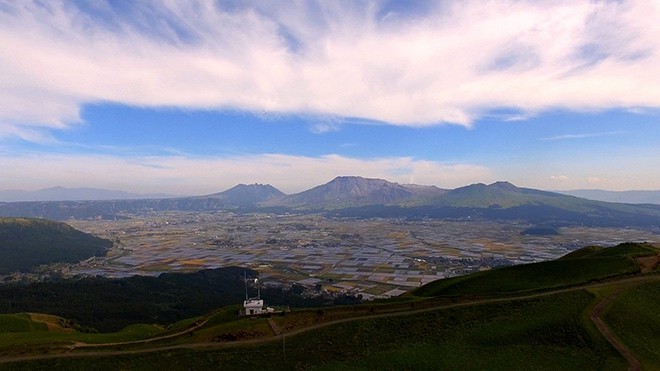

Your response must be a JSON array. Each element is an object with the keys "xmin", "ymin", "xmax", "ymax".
[{"xmin": 244, "ymin": 271, "xmax": 248, "ymax": 301}]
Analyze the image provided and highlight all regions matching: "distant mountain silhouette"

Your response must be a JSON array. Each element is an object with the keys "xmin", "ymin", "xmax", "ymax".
[
  {"xmin": 434, "ymin": 181, "xmax": 573, "ymax": 208},
  {"xmin": 0, "ymin": 186, "xmax": 176, "ymax": 202},
  {"xmin": 204, "ymin": 183, "xmax": 285, "ymax": 207},
  {"xmin": 557, "ymin": 189, "xmax": 660, "ymax": 205},
  {"xmin": 1, "ymin": 177, "xmax": 660, "ymax": 228},
  {"xmin": 272, "ymin": 176, "xmax": 446, "ymax": 209},
  {"xmin": 331, "ymin": 181, "xmax": 660, "ymax": 227}
]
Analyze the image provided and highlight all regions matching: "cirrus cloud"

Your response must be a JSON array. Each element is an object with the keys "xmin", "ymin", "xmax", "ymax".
[{"xmin": 0, "ymin": 0, "xmax": 659, "ymax": 139}]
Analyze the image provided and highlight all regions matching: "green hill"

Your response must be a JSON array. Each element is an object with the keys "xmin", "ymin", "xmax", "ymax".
[
  {"xmin": 412, "ymin": 242, "xmax": 659, "ymax": 297},
  {"xmin": 1, "ymin": 243, "xmax": 659, "ymax": 370},
  {"xmin": 0, "ymin": 314, "xmax": 48, "ymax": 333},
  {"xmin": 569, "ymin": 242, "xmax": 658, "ymax": 258},
  {"xmin": 604, "ymin": 280, "xmax": 660, "ymax": 366},
  {"xmin": 0, "ymin": 217, "xmax": 112, "ymax": 275}
]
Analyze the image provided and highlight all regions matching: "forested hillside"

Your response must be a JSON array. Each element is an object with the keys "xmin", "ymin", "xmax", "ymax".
[{"xmin": 0, "ymin": 218, "xmax": 111, "ymax": 274}]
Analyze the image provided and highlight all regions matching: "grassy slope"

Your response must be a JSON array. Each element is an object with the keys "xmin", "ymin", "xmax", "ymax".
[
  {"xmin": 603, "ymin": 280, "xmax": 660, "ymax": 369},
  {"xmin": 581, "ymin": 242, "xmax": 658, "ymax": 258},
  {"xmin": 0, "ymin": 314, "xmax": 47, "ymax": 333},
  {"xmin": 315, "ymin": 291, "xmax": 623, "ymax": 371},
  {"xmin": 4, "ymin": 291, "xmax": 625, "ymax": 371},
  {"xmin": 0, "ymin": 320, "xmax": 172, "ymax": 352},
  {"xmin": 412, "ymin": 243, "xmax": 658, "ymax": 297},
  {"xmin": 1, "ymin": 243, "xmax": 657, "ymax": 370}
]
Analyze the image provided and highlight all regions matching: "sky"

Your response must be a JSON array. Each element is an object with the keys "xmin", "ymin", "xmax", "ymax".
[{"xmin": 1, "ymin": 0, "xmax": 659, "ymax": 195}]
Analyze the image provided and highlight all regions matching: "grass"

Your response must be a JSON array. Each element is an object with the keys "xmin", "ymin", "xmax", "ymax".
[
  {"xmin": 88, "ymin": 324, "xmax": 164, "ymax": 343},
  {"xmin": 603, "ymin": 280, "xmax": 660, "ymax": 370},
  {"xmin": 3, "ymin": 290, "xmax": 626, "ymax": 370},
  {"xmin": 161, "ymin": 316, "xmax": 202, "ymax": 334},
  {"xmin": 294, "ymin": 290, "xmax": 623, "ymax": 371},
  {"xmin": 0, "ymin": 314, "xmax": 48, "ymax": 333},
  {"xmin": 0, "ymin": 306, "xmax": 253, "ymax": 356},
  {"xmin": 26, "ymin": 313, "xmax": 75, "ymax": 333},
  {"xmin": 412, "ymin": 243, "xmax": 658, "ymax": 297},
  {"xmin": 412, "ymin": 256, "xmax": 639, "ymax": 297},
  {"xmin": 581, "ymin": 242, "xmax": 658, "ymax": 259},
  {"xmin": 197, "ymin": 306, "xmax": 242, "ymax": 329},
  {"xmin": 187, "ymin": 317, "xmax": 273, "ymax": 343},
  {"xmin": 0, "ymin": 320, "xmax": 165, "ymax": 355},
  {"xmin": 0, "ymin": 242, "xmax": 657, "ymax": 369},
  {"xmin": 559, "ymin": 245, "xmax": 604, "ymax": 259}
]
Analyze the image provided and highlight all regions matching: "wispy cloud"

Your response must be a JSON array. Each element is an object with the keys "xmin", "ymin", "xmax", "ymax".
[
  {"xmin": 0, "ymin": 125, "xmax": 59, "ymax": 144},
  {"xmin": 309, "ymin": 122, "xmax": 341, "ymax": 134},
  {"xmin": 61, "ymin": 142, "xmax": 195, "ymax": 157},
  {"xmin": 0, "ymin": 153, "xmax": 493, "ymax": 194},
  {"xmin": 550, "ymin": 175, "xmax": 569, "ymax": 182},
  {"xmin": 587, "ymin": 176, "xmax": 608, "ymax": 185},
  {"xmin": 0, "ymin": 1, "xmax": 659, "ymax": 139},
  {"xmin": 539, "ymin": 131, "xmax": 627, "ymax": 141}
]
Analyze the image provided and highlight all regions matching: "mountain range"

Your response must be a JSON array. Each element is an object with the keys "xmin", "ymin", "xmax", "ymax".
[
  {"xmin": 269, "ymin": 176, "xmax": 447, "ymax": 209},
  {"xmin": 1, "ymin": 176, "xmax": 660, "ymax": 228},
  {"xmin": 557, "ymin": 189, "xmax": 660, "ymax": 205},
  {"xmin": 0, "ymin": 187, "xmax": 176, "ymax": 202}
]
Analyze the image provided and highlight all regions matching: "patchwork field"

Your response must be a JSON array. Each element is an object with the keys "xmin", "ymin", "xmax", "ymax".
[{"xmin": 55, "ymin": 211, "xmax": 658, "ymax": 298}]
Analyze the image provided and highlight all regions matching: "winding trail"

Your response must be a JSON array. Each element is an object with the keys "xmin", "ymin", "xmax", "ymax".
[
  {"xmin": 66, "ymin": 310, "xmax": 219, "ymax": 350},
  {"xmin": 2, "ymin": 274, "xmax": 659, "ymax": 366},
  {"xmin": 590, "ymin": 289, "xmax": 641, "ymax": 371}
]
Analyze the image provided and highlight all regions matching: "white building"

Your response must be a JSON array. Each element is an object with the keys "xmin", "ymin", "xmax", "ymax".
[
  {"xmin": 243, "ymin": 298, "xmax": 264, "ymax": 316},
  {"xmin": 242, "ymin": 275, "xmax": 274, "ymax": 316}
]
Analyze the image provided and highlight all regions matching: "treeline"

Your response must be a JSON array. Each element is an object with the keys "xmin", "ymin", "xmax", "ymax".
[
  {"xmin": 0, "ymin": 218, "xmax": 111, "ymax": 274},
  {"xmin": 0, "ymin": 267, "xmax": 255, "ymax": 332},
  {"xmin": 0, "ymin": 267, "xmax": 361, "ymax": 332}
]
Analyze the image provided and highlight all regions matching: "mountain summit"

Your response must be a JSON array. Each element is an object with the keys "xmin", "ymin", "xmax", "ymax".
[
  {"xmin": 435, "ymin": 181, "xmax": 556, "ymax": 208},
  {"xmin": 2, "ymin": 177, "xmax": 660, "ymax": 228},
  {"xmin": 206, "ymin": 183, "xmax": 285, "ymax": 207},
  {"xmin": 275, "ymin": 176, "xmax": 445, "ymax": 209}
]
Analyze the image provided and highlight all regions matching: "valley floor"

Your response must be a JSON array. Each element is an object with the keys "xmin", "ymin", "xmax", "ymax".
[{"xmin": 54, "ymin": 211, "xmax": 658, "ymax": 298}]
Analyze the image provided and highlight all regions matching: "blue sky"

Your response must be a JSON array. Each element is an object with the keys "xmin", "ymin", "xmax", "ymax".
[{"xmin": 1, "ymin": 1, "xmax": 659, "ymax": 195}]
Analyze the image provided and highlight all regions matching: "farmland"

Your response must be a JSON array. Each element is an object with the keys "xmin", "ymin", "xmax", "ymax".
[{"xmin": 46, "ymin": 211, "xmax": 659, "ymax": 298}]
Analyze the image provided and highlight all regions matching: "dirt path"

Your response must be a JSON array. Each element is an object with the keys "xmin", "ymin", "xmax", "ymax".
[
  {"xmin": 590, "ymin": 289, "xmax": 641, "ymax": 371},
  {"xmin": 2, "ymin": 274, "xmax": 659, "ymax": 365},
  {"xmin": 267, "ymin": 318, "xmax": 281, "ymax": 335},
  {"xmin": 637, "ymin": 254, "xmax": 660, "ymax": 274},
  {"xmin": 68, "ymin": 310, "xmax": 218, "ymax": 349}
]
